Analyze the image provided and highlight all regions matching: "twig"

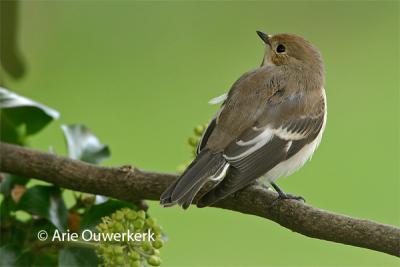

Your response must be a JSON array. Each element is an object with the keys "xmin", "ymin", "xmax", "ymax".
[{"xmin": 0, "ymin": 142, "xmax": 399, "ymax": 257}]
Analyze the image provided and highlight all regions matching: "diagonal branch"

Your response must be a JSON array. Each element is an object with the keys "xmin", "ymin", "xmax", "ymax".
[{"xmin": 0, "ymin": 142, "xmax": 399, "ymax": 257}]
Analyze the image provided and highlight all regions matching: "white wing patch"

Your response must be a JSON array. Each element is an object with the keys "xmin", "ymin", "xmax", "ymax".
[
  {"xmin": 237, "ymin": 126, "xmax": 274, "ymax": 146},
  {"xmin": 224, "ymin": 124, "xmax": 306, "ymax": 162},
  {"xmin": 209, "ymin": 163, "xmax": 230, "ymax": 181},
  {"xmin": 208, "ymin": 93, "xmax": 228, "ymax": 105},
  {"xmin": 224, "ymin": 127, "xmax": 274, "ymax": 161},
  {"xmin": 274, "ymin": 126, "xmax": 307, "ymax": 140},
  {"xmin": 285, "ymin": 141, "xmax": 293, "ymax": 152}
]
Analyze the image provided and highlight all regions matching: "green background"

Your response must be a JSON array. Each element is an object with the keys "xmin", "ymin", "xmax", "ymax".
[{"xmin": 4, "ymin": 1, "xmax": 399, "ymax": 266}]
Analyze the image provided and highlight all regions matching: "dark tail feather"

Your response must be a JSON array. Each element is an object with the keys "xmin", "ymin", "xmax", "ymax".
[
  {"xmin": 160, "ymin": 178, "xmax": 180, "ymax": 207},
  {"xmin": 160, "ymin": 149, "xmax": 225, "ymax": 208},
  {"xmin": 160, "ymin": 175, "xmax": 207, "ymax": 209},
  {"xmin": 196, "ymin": 186, "xmax": 226, "ymax": 208},
  {"xmin": 178, "ymin": 180, "xmax": 208, "ymax": 209},
  {"xmin": 196, "ymin": 168, "xmax": 241, "ymax": 208}
]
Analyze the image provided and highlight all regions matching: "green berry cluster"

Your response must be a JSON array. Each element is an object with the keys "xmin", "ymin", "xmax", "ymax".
[
  {"xmin": 177, "ymin": 124, "xmax": 207, "ymax": 173},
  {"xmin": 95, "ymin": 208, "xmax": 164, "ymax": 267}
]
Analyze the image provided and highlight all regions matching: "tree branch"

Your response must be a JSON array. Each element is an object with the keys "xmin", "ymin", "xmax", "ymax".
[{"xmin": 0, "ymin": 142, "xmax": 399, "ymax": 257}]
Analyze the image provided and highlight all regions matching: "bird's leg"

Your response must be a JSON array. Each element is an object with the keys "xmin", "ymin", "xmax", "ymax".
[{"xmin": 270, "ymin": 182, "xmax": 305, "ymax": 204}]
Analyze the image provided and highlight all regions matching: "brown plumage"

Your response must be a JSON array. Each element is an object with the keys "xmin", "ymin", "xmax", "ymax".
[{"xmin": 160, "ymin": 31, "xmax": 326, "ymax": 209}]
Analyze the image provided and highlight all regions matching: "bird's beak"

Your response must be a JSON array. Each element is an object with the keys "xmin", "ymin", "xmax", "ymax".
[{"xmin": 256, "ymin": 31, "xmax": 270, "ymax": 46}]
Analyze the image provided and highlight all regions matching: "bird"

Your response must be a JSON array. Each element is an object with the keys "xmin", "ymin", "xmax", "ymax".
[{"xmin": 160, "ymin": 31, "xmax": 327, "ymax": 209}]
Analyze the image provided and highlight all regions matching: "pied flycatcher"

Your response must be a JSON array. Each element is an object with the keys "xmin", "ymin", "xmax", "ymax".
[{"xmin": 161, "ymin": 31, "xmax": 327, "ymax": 209}]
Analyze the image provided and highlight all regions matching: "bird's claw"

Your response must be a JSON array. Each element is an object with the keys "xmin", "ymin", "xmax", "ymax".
[{"xmin": 270, "ymin": 192, "xmax": 306, "ymax": 207}]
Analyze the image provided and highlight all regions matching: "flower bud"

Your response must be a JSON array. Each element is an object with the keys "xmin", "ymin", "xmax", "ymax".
[
  {"xmin": 97, "ymin": 223, "xmax": 108, "ymax": 232},
  {"xmin": 115, "ymin": 256, "xmax": 124, "ymax": 265},
  {"xmin": 134, "ymin": 219, "xmax": 144, "ymax": 229},
  {"xmin": 104, "ymin": 246, "xmax": 114, "ymax": 257},
  {"xmin": 113, "ymin": 245, "xmax": 124, "ymax": 255},
  {"xmin": 137, "ymin": 210, "xmax": 146, "ymax": 219},
  {"xmin": 113, "ymin": 222, "xmax": 124, "ymax": 232},
  {"xmin": 152, "ymin": 239, "xmax": 164, "ymax": 249},
  {"xmin": 141, "ymin": 240, "xmax": 152, "ymax": 251},
  {"xmin": 113, "ymin": 210, "xmax": 124, "ymax": 221},
  {"xmin": 147, "ymin": 255, "xmax": 161, "ymax": 266},
  {"xmin": 129, "ymin": 261, "xmax": 141, "ymax": 267},
  {"xmin": 194, "ymin": 125, "xmax": 205, "ymax": 136},
  {"xmin": 126, "ymin": 210, "xmax": 138, "ymax": 221},
  {"xmin": 128, "ymin": 251, "xmax": 140, "ymax": 261},
  {"xmin": 145, "ymin": 217, "xmax": 155, "ymax": 227},
  {"xmin": 152, "ymin": 225, "xmax": 162, "ymax": 235},
  {"xmin": 188, "ymin": 136, "xmax": 198, "ymax": 147}
]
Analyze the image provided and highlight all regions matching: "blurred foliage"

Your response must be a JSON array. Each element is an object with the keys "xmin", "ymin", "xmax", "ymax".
[
  {"xmin": 0, "ymin": 0, "xmax": 26, "ymax": 80},
  {"xmin": 61, "ymin": 124, "xmax": 110, "ymax": 164},
  {"xmin": 0, "ymin": 88, "xmax": 165, "ymax": 266},
  {"xmin": 95, "ymin": 208, "xmax": 164, "ymax": 267},
  {"xmin": 17, "ymin": 185, "xmax": 68, "ymax": 231},
  {"xmin": 0, "ymin": 87, "xmax": 59, "ymax": 144}
]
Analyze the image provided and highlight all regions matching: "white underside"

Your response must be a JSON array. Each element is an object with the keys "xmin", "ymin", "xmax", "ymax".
[{"xmin": 261, "ymin": 89, "xmax": 327, "ymax": 184}]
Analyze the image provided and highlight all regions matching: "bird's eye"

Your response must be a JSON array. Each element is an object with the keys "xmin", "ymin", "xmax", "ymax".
[{"xmin": 276, "ymin": 44, "xmax": 286, "ymax": 53}]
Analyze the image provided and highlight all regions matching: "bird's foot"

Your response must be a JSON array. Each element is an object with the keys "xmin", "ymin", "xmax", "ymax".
[
  {"xmin": 269, "ymin": 182, "xmax": 305, "ymax": 207},
  {"xmin": 270, "ymin": 192, "xmax": 305, "ymax": 207},
  {"xmin": 277, "ymin": 192, "xmax": 305, "ymax": 202}
]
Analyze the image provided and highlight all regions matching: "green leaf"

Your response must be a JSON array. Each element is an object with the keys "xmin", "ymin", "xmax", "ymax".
[
  {"xmin": 16, "ymin": 185, "xmax": 68, "ymax": 231},
  {"xmin": 94, "ymin": 195, "xmax": 108, "ymax": 205},
  {"xmin": 59, "ymin": 247, "xmax": 98, "ymax": 267},
  {"xmin": 0, "ymin": 87, "xmax": 60, "ymax": 144},
  {"xmin": 80, "ymin": 199, "xmax": 136, "ymax": 231},
  {"xmin": 61, "ymin": 124, "xmax": 110, "ymax": 164}
]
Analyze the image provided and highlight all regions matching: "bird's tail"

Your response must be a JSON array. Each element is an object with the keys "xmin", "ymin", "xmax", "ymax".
[
  {"xmin": 196, "ymin": 168, "xmax": 240, "ymax": 208},
  {"xmin": 160, "ymin": 149, "xmax": 226, "ymax": 209}
]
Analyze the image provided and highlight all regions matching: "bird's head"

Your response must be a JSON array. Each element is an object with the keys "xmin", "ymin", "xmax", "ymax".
[{"xmin": 256, "ymin": 31, "xmax": 324, "ymax": 72}]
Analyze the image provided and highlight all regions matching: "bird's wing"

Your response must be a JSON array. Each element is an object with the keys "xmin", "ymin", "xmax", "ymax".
[
  {"xmin": 223, "ymin": 103, "xmax": 325, "ymax": 187},
  {"xmin": 196, "ymin": 91, "xmax": 230, "ymax": 153},
  {"xmin": 204, "ymin": 66, "xmax": 286, "ymax": 151},
  {"xmin": 197, "ymin": 80, "xmax": 326, "ymax": 206},
  {"xmin": 197, "ymin": 115, "xmax": 217, "ymax": 154},
  {"xmin": 197, "ymin": 67, "xmax": 268, "ymax": 153}
]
